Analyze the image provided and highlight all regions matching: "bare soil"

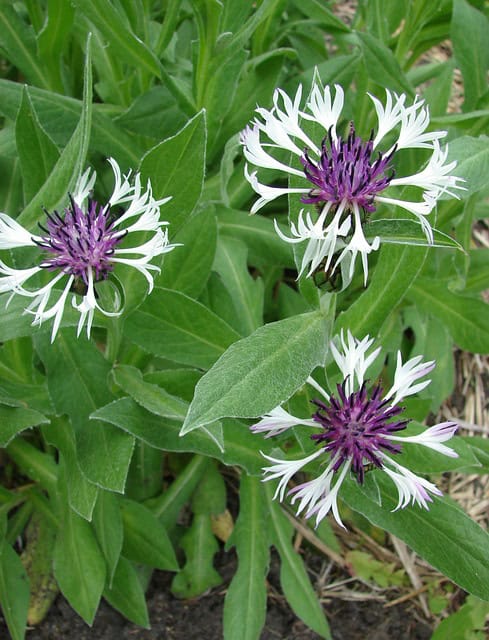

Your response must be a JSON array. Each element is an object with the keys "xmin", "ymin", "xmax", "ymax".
[{"xmin": 0, "ymin": 549, "xmax": 433, "ymax": 640}]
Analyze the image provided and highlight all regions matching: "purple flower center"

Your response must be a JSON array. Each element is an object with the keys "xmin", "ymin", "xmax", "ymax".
[
  {"xmin": 36, "ymin": 197, "xmax": 125, "ymax": 285},
  {"xmin": 300, "ymin": 125, "xmax": 395, "ymax": 213},
  {"xmin": 311, "ymin": 381, "xmax": 409, "ymax": 484}
]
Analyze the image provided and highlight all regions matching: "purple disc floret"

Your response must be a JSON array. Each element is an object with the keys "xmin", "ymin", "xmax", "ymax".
[
  {"xmin": 300, "ymin": 125, "xmax": 396, "ymax": 212},
  {"xmin": 36, "ymin": 197, "xmax": 125, "ymax": 285},
  {"xmin": 311, "ymin": 381, "xmax": 409, "ymax": 484}
]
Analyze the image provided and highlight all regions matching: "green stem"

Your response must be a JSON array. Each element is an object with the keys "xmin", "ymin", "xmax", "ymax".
[
  {"xmin": 146, "ymin": 455, "xmax": 210, "ymax": 525},
  {"xmin": 6, "ymin": 438, "xmax": 58, "ymax": 494}
]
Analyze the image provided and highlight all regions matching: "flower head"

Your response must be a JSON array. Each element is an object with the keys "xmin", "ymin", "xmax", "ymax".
[
  {"xmin": 0, "ymin": 158, "xmax": 178, "ymax": 341},
  {"xmin": 241, "ymin": 82, "xmax": 464, "ymax": 284},
  {"xmin": 252, "ymin": 331, "xmax": 458, "ymax": 528}
]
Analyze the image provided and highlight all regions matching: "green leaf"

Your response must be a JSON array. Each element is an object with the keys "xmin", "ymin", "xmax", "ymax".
[
  {"xmin": 145, "ymin": 455, "xmax": 211, "ymax": 526},
  {"xmin": 291, "ymin": 0, "xmax": 350, "ymax": 31},
  {"xmin": 191, "ymin": 462, "xmax": 226, "ymax": 516},
  {"xmin": 124, "ymin": 287, "xmax": 241, "ymax": 369},
  {"xmin": 73, "ymin": 0, "xmax": 161, "ymax": 77},
  {"xmin": 92, "ymin": 490, "xmax": 123, "ymax": 586},
  {"xmin": 356, "ymin": 31, "xmax": 414, "ymax": 96},
  {"xmin": 204, "ymin": 46, "xmax": 248, "ymax": 158},
  {"xmin": 53, "ymin": 464, "xmax": 106, "ymax": 624},
  {"xmin": 37, "ymin": 0, "xmax": 75, "ymax": 92},
  {"xmin": 223, "ymin": 475, "xmax": 270, "ymax": 640},
  {"xmin": 451, "ymin": 0, "xmax": 489, "ymax": 110},
  {"xmin": 114, "ymin": 86, "xmax": 187, "ymax": 141},
  {"xmin": 157, "ymin": 206, "xmax": 217, "ymax": 298},
  {"xmin": 216, "ymin": 206, "xmax": 294, "ymax": 268},
  {"xmin": 446, "ymin": 135, "xmax": 489, "ymax": 196},
  {"xmin": 103, "ymin": 557, "xmax": 149, "ymax": 628},
  {"xmin": 466, "ymin": 248, "xmax": 489, "ymax": 293},
  {"xmin": 92, "ymin": 399, "xmax": 271, "ymax": 475},
  {"xmin": 111, "ymin": 365, "xmax": 187, "ymax": 420},
  {"xmin": 0, "ymin": 404, "xmax": 49, "ymax": 447},
  {"xmin": 15, "ymin": 87, "xmax": 60, "ymax": 202},
  {"xmin": 171, "ymin": 514, "xmax": 222, "ymax": 599},
  {"xmin": 42, "ymin": 417, "xmax": 98, "ymax": 521},
  {"xmin": 213, "ymin": 236, "xmax": 264, "ymax": 336},
  {"xmin": 139, "ymin": 110, "xmax": 207, "ymax": 232},
  {"xmin": 143, "ymin": 368, "xmax": 203, "ymax": 404},
  {"xmin": 408, "ymin": 277, "xmax": 489, "ymax": 353},
  {"xmin": 0, "ymin": 540, "xmax": 30, "ymax": 640},
  {"xmin": 16, "ymin": 34, "xmax": 92, "ymax": 231},
  {"xmin": 181, "ymin": 310, "xmax": 331, "ymax": 434},
  {"xmin": 35, "ymin": 330, "xmax": 134, "ymax": 494},
  {"xmin": 335, "ymin": 243, "xmax": 428, "ymax": 338},
  {"xmin": 121, "ymin": 499, "xmax": 179, "ymax": 571},
  {"xmin": 431, "ymin": 595, "xmax": 489, "ymax": 640},
  {"xmin": 266, "ymin": 485, "xmax": 331, "ymax": 638},
  {"xmin": 0, "ymin": 5, "xmax": 49, "ymax": 89},
  {"xmin": 364, "ymin": 218, "xmax": 462, "ymax": 250},
  {"xmin": 341, "ymin": 473, "xmax": 489, "ymax": 600},
  {"xmin": 6, "ymin": 437, "xmax": 58, "ymax": 497},
  {"xmin": 0, "ymin": 79, "xmax": 140, "ymax": 167},
  {"xmin": 20, "ymin": 511, "xmax": 58, "ymax": 626},
  {"xmin": 301, "ymin": 54, "xmax": 361, "ymax": 90}
]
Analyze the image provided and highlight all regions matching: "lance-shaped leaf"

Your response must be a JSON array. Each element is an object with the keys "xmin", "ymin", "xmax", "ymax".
[
  {"xmin": 92, "ymin": 399, "xmax": 271, "ymax": 475},
  {"xmin": 224, "ymin": 475, "xmax": 270, "ymax": 640},
  {"xmin": 139, "ymin": 110, "xmax": 206, "ymax": 232},
  {"xmin": 408, "ymin": 278, "xmax": 489, "ymax": 354},
  {"xmin": 15, "ymin": 87, "xmax": 60, "ymax": 202},
  {"xmin": 266, "ymin": 485, "xmax": 331, "ymax": 638},
  {"xmin": 103, "ymin": 557, "xmax": 149, "ymax": 628},
  {"xmin": 72, "ymin": 0, "xmax": 161, "ymax": 77},
  {"xmin": 341, "ymin": 473, "xmax": 489, "ymax": 600},
  {"xmin": 213, "ymin": 236, "xmax": 264, "ymax": 336},
  {"xmin": 0, "ymin": 539, "xmax": 30, "ymax": 640},
  {"xmin": 363, "ymin": 219, "xmax": 463, "ymax": 250},
  {"xmin": 124, "ymin": 288, "xmax": 241, "ymax": 370},
  {"xmin": 17, "ymin": 34, "xmax": 92, "ymax": 231},
  {"xmin": 157, "ymin": 206, "xmax": 217, "ymax": 298},
  {"xmin": 53, "ymin": 464, "xmax": 106, "ymax": 624},
  {"xmin": 0, "ymin": 404, "xmax": 49, "ymax": 447},
  {"xmin": 0, "ymin": 78, "xmax": 140, "ymax": 166},
  {"xmin": 181, "ymin": 310, "xmax": 331, "ymax": 435},
  {"xmin": 335, "ymin": 243, "xmax": 428, "ymax": 338},
  {"xmin": 35, "ymin": 331, "xmax": 134, "ymax": 494}
]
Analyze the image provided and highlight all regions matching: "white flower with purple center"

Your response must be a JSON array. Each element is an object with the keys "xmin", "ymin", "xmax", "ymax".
[
  {"xmin": 0, "ymin": 158, "xmax": 178, "ymax": 341},
  {"xmin": 240, "ymin": 82, "xmax": 464, "ymax": 284},
  {"xmin": 252, "ymin": 331, "xmax": 458, "ymax": 528}
]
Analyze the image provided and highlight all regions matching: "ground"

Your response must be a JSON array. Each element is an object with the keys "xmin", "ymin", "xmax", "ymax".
[{"xmin": 0, "ymin": 549, "xmax": 433, "ymax": 639}]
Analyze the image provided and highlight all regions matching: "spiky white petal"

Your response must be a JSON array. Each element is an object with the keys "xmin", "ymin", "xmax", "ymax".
[
  {"xmin": 251, "ymin": 406, "xmax": 316, "ymax": 437},
  {"xmin": 302, "ymin": 83, "xmax": 344, "ymax": 141},
  {"xmin": 382, "ymin": 457, "xmax": 443, "ymax": 510},
  {"xmin": 244, "ymin": 166, "xmax": 308, "ymax": 214},
  {"xmin": 389, "ymin": 422, "xmax": 458, "ymax": 458},
  {"xmin": 0, "ymin": 214, "xmax": 40, "ymax": 249},
  {"xmin": 261, "ymin": 448, "xmax": 325, "ymax": 502},
  {"xmin": 73, "ymin": 167, "xmax": 97, "ymax": 207},
  {"xmin": 384, "ymin": 352, "xmax": 436, "ymax": 405},
  {"xmin": 330, "ymin": 330, "xmax": 381, "ymax": 395}
]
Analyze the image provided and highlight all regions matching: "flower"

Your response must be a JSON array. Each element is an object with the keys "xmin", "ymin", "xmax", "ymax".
[
  {"xmin": 240, "ymin": 83, "xmax": 464, "ymax": 284},
  {"xmin": 0, "ymin": 158, "xmax": 178, "ymax": 341},
  {"xmin": 252, "ymin": 331, "xmax": 458, "ymax": 528}
]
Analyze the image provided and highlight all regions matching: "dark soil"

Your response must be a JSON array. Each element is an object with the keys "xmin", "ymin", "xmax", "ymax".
[{"xmin": 0, "ymin": 549, "xmax": 433, "ymax": 640}]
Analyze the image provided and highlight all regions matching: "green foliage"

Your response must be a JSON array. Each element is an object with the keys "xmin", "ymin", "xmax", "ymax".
[{"xmin": 0, "ymin": 1, "xmax": 488, "ymax": 638}]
